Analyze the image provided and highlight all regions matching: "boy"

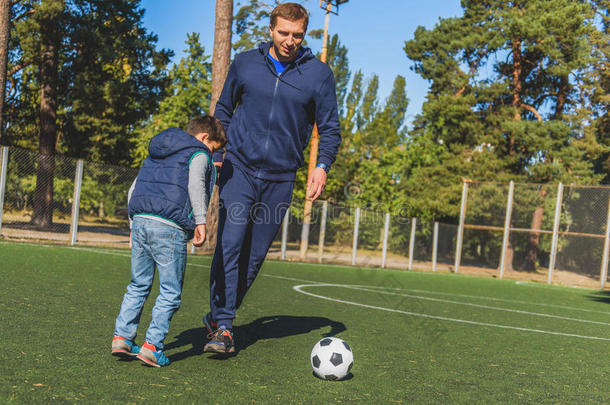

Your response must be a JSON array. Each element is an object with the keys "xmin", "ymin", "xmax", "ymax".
[{"xmin": 112, "ymin": 116, "xmax": 226, "ymax": 367}]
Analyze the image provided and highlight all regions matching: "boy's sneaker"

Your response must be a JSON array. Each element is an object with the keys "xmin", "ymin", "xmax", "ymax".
[
  {"xmin": 203, "ymin": 328, "xmax": 235, "ymax": 354},
  {"xmin": 202, "ymin": 312, "xmax": 217, "ymax": 335},
  {"xmin": 136, "ymin": 342, "xmax": 170, "ymax": 367},
  {"xmin": 111, "ymin": 336, "xmax": 140, "ymax": 357}
]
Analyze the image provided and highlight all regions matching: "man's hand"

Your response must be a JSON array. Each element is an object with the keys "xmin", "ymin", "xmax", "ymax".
[
  {"xmin": 129, "ymin": 232, "xmax": 132, "ymax": 249},
  {"xmin": 192, "ymin": 224, "xmax": 206, "ymax": 247},
  {"xmin": 307, "ymin": 167, "xmax": 327, "ymax": 202}
]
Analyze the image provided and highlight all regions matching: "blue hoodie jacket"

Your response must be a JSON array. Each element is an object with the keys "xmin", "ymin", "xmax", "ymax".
[
  {"xmin": 214, "ymin": 42, "xmax": 341, "ymax": 181},
  {"xmin": 128, "ymin": 128, "xmax": 216, "ymax": 233}
]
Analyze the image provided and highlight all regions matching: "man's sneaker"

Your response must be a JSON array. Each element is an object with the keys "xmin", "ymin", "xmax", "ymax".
[
  {"xmin": 136, "ymin": 342, "xmax": 170, "ymax": 367},
  {"xmin": 111, "ymin": 336, "xmax": 140, "ymax": 357},
  {"xmin": 203, "ymin": 328, "xmax": 235, "ymax": 354},
  {"xmin": 202, "ymin": 312, "xmax": 218, "ymax": 335}
]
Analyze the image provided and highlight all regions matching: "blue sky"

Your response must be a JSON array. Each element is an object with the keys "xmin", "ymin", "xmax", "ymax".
[{"xmin": 140, "ymin": 0, "xmax": 464, "ymax": 126}]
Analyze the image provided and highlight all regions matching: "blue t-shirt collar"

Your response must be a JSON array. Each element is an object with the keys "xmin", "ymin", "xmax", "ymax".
[{"xmin": 268, "ymin": 48, "xmax": 303, "ymax": 75}]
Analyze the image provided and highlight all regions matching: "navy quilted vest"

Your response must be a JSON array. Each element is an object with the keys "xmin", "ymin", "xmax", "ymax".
[{"xmin": 128, "ymin": 128, "xmax": 215, "ymax": 232}]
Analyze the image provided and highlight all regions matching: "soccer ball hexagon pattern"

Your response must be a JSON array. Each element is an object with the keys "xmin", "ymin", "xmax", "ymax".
[{"xmin": 310, "ymin": 337, "xmax": 354, "ymax": 380}]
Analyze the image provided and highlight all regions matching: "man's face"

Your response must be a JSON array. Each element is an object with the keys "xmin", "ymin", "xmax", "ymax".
[{"xmin": 269, "ymin": 17, "xmax": 306, "ymax": 62}]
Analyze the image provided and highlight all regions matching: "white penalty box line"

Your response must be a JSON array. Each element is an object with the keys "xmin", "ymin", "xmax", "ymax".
[{"xmin": 264, "ymin": 274, "xmax": 610, "ymax": 342}]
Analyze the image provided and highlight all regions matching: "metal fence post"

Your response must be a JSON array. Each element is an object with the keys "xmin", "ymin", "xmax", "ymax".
[
  {"xmin": 381, "ymin": 212, "xmax": 390, "ymax": 268},
  {"xmin": 70, "ymin": 159, "xmax": 84, "ymax": 245},
  {"xmin": 499, "ymin": 181, "xmax": 514, "ymax": 279},
  {"xmin": 600, "ymin": 195, "xmax": 610, "ymax": 289},
  {"xmin": 0, "ymin": 147, "xmax": 9, "ymax": 236},
  {"xmin": 454, "ymin": 180, "xmax": 469, "ymax": 273},
  {"xmin": 318, "ymin": 201, "xmax": 328, "ymax": 263},
  {"xmin": 299, "ymin": 213, "xmax": 310, "ymax": 259},
  {"xmin": 408, "ymin": 217, "xmax": 417, "ymax": 270},
  {"xmin": 352, "ymin": 207, "xmax": 360, "ymax": 266},
  {"xmin": 281, "ymin": 208, "xmax": 290, "ymax": 260},
  {"xmin": 432, "ymin": 221, "xmax": 439, "ymax": 272},
  {"xmin": 548, "ymin": 183, "xmax": 563, "ymax": 284}
]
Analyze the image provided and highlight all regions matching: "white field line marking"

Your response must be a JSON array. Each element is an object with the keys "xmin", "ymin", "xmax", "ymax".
[
  {"xmin": 339, "ymin": 285, "xmax": 610, "ymax": 326},
  {"xmin": 264, "ymin": 274, "xmax": 610, "ymax": 317},
  {"xmin": 293, "ymin": 283, "xmax": 610, "ymax": 342},
  {"xmin": 357, "ymin": 284, "xmax": 607, "ymax": 314}
]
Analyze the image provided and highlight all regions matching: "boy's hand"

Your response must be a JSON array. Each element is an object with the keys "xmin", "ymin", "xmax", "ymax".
[
  {"xmin": 193, "ymin": 224, "xmax": 206, "ymax": 247},
  {"xmin": 129, "ymin": 232, "xmax": 132, "ymax": 248},
  {"xmin": 307, "ymin": 167, "xmax": 327, "ymax": 202}
]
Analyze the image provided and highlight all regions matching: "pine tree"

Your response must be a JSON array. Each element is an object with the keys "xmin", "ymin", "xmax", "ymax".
[
  {"xmin": 404, "ymin": 0, "xmax": 603, "ymax": 270},
  {"xmin": 6, "ymin": 0, "xmax": 171, "ymax": 227},
  {"xmin": 132, "ymin": 33, "xmax": 212, "ymax": 166}
]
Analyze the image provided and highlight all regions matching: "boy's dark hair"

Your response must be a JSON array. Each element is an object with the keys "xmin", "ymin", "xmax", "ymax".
[
  {"xmin": 270, "ymin": 2, "xmax": 309, "ymax": 31},
  {"xmin": 187, "ymin": 115, "xmax": 227, "ymax": 146}
]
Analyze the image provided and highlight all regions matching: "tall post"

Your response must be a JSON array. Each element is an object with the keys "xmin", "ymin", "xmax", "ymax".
[
  {"xmin": 432, "ymin": 221, "xmax": 439, "ymax": 272},
  {"xmin": 299, "ymin": 210, "xmax": 311, "ymax": 259},
  {"xmin": 0, "ymin": 146, "xmax": 8, "ymax": 235},
  {"xmin": 318, "ymin": 200, "xmax": 328, "ymax": 263},
  {"xmin": 547, "ymin": 183, "xmax": 563, "ymax": 284},
  {"xmin": 600, "ymin": 195, "xmax": 610, "ymax": 289},
  {"xmin": 70, "ymin": 159, "xmax": 84, "ymax": 245},
  {"xmin": 499, "ymin": 181, "xmax": 515, "ymax": 278},
  {"xmin": 454, "ymin": 180, "xmax": 469, "ymax": 273},
  {"xmin": 381, "ymin": 212, "xmax": 390, "ymax": 268},
  {"xmin": 408, "ymin": 217, "xmax": 417, "ymax": 270},
  {"xmin": 300, "ymin": 0, "xmax": 348, "ymax": 258},
  {"xmin": 281, "ymin": 208, "xmax": 290, "ymax": 260},
  {"xmin": 352, "ymin": 207, "xmax": 360, "ymax": 266}
]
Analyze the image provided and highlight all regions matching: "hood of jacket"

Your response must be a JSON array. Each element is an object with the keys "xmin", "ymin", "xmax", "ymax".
[{"xmin": 148, "ymin": 127, "xmax": 211, "ymax": 159}]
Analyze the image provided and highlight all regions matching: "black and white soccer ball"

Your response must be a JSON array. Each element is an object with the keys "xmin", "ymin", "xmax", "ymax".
[{"xmin": 310, "ymin": 337, "xmax": 354, "ymax": 381}]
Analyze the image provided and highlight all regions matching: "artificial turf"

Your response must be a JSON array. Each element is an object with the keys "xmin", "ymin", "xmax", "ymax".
[{"xmin": 1, "ymin": 241, "xmax": 610, "ymax": 403}]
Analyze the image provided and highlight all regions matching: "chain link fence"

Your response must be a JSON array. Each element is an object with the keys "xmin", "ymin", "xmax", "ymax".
[
  {"xmin": 2, "ymin": 146, "xmax": 610, "ymax": 288},
  {"xmin": 0, "ymin": 146, "xmax": 136, "ymax": 246}
]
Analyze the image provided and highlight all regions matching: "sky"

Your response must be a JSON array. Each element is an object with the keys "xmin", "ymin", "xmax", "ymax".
[{"xmin": 140, "ymin": 0, "xmax": 465, "ymax": 126}]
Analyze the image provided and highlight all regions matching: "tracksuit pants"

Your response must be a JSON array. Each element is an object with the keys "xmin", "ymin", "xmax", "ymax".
[{"xmin": 210, "ymin": 158, "xmax": 294, "ymax": 329}]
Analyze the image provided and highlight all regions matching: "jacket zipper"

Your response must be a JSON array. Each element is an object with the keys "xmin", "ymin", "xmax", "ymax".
[{"xmin": 263, "ymin": 73, "xmax": 282, "ymax": 165}]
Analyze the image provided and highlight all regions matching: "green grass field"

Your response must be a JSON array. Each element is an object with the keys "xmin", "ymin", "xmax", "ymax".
[{"xmin": 2, "ymin": 240, "xmax": 610, "ymax": 403}]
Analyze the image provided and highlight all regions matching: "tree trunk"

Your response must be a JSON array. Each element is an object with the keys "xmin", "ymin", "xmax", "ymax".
[
  {"xmin": 507, "ymin": 36, "xmax": 525, "ymax": 271},
  {"xmin": 554, "ymin": 75, "xmax": 568, "ymax": 120},
  {"xmin": 202, "ymin": 0, "xmax": 232, "ymax": 253},
  {"xmin": 511, "ymin": 37, "xmax": 522, "ymax": 126},
  {"xmin": 524, "ymin": 188, "xmax": 547, "ymax": 271},
  {"xmin": 210, "ymin": 0, "xmax": 233, "ymax": 115},
  {"xmin": 31, "ymin": 0, "xmax": 63, "ymax": 228},
  {"xmin": 0, "ymin": 0, "xmax": 10, "ymax": 144}
]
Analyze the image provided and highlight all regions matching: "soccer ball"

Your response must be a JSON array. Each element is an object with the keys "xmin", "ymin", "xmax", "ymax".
[{"xmin": 310, "ymin": 337, "xmax": 354, "ymax": 381}]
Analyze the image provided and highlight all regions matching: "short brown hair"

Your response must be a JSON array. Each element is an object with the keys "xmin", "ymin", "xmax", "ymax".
[
  {"xmin": 270, "ymin": 2, "xmax": 309, "ymax": 31},
  {"xmin": 187, "ymin": 115, "xmax": 227, "ymax": 146}
]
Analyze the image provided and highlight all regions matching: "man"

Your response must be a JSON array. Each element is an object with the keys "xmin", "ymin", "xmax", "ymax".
[{"xmin": 203, "ymin": 2, "xmax": 341, "ymax": 354}]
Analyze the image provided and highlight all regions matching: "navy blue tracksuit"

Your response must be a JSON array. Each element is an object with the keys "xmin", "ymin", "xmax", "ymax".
[
  {"xmin": 210, "ymin": 159, "xmax": 293, "ymax": 329},
  {"xmin": 210, "ymin": 42, "xmax": 341, "ymax": 330}
]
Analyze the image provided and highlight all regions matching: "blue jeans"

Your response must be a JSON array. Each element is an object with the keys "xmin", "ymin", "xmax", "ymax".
[{"xmin": 114, "ymin": 216, "xmax": 188, "ymax": 349}]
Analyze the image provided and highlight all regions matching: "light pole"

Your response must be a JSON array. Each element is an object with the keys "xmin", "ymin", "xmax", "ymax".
[{"xmin": 300, "ymin": 0, "xmax": 348, "ymax": 259}]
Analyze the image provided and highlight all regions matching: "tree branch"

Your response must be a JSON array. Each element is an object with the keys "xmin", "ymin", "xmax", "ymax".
[
  {"xmin": 13, "ymin": 7, "xmax": 35, "ymax": 22},
  {"xmin": 522, "ymin": 104, "xmax": 542, "ymax": 122},
  {"xmin": 8, "ymin": 62, "xmax": 27, "ymax": 76}
]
